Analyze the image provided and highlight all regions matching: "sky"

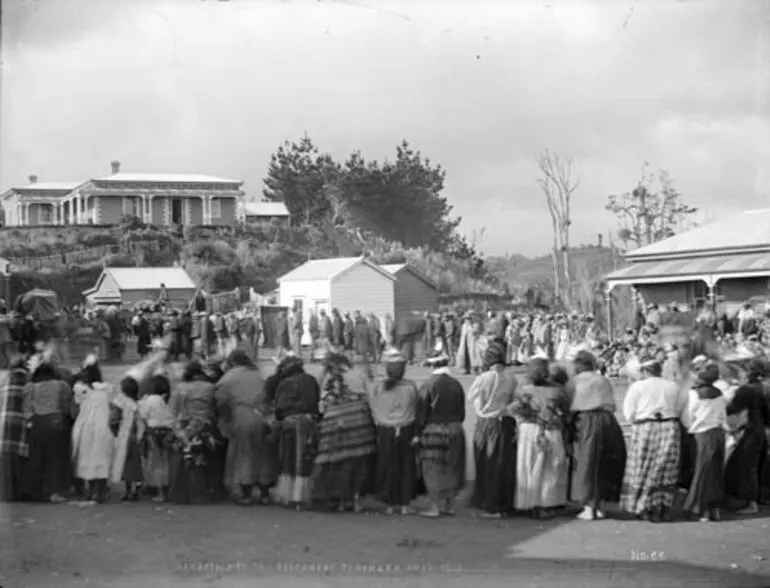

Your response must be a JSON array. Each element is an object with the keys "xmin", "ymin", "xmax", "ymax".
[{"xmin": 2, "ymin": 0, "xmax": 769, "ymax": 257}]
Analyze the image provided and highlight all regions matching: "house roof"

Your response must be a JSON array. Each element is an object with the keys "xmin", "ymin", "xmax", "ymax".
[
  {"xmin": 1, "ymin": 181, "xmax": 82, "ymax": 200},
  {"xmin": 278, "ymin": 257, "xmax": 395, "ymax": 283},
  {"xmin": 104, "ymin": 267, "xmax": 196, "ymax": 291},
  {"xmin": 381, "ymin": 263, "xmax": 438, "ymax": 291},
  {"xmin": 626, "ymin": 208, "xmax": 770, "ymax": 260},
  {"xmin": 94, "ymin": 173, "xmax": 242, "ymax": 184},
  {"xmin": 244, "ymin": 200, "xmax": 290, "ymax": 217},
  {"xmin": 15, "ymin": 182, "xmax": 82, "ymax": 191},
  {"xmin": 605, "ymin": 251, "xmax": 770, "ymax": 286}
]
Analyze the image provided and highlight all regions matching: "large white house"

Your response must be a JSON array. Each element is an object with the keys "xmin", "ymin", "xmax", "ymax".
[{"xmin": 0, "ymin": 161, "xmax": 246, "ymax": 227}]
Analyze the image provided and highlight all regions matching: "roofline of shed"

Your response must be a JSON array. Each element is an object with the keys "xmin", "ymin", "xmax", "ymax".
[
  {"xmin": 331, "ymin": 257, "xmax": 397, "ymax": 283},
  {"xmin": 391, "ymin": 264, "xmax": 439, "ymax": 291}
]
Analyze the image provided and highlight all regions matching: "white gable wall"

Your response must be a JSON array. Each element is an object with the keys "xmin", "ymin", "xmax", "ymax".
[
  {"xmin": 279, "ymin": 278, "xmax": 330, "ymax": 345},
  {"xmin": 331, "ymin": 263, "xmax": 394, "ymax": 327}
]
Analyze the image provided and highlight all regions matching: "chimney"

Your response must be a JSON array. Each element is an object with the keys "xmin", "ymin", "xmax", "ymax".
[
  {"xmin": 111, "ymin": 160, "xmax": 121, "ymax": 174},
  {"xmin": 598, "ymin": 233, "xmax": 603, "ymax": 248},
  {"xmin": 28, "ymin": 174, "xmax": 38, "ymax": 184}
]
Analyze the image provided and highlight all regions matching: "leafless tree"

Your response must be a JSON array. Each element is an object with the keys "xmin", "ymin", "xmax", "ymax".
[
  {"xmin": 606, "ymin": 163, "xmax": 697, "ymax": 249},
  {"xmin": 537, "ymin": 149, "xmax": 580, "ymax": 309}
]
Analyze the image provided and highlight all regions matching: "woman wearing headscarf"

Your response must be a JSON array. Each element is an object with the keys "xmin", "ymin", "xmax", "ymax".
[
  {"xmin": 415, "ymin": 353, "xmax": 467, "ymax": 518},
  {"xmin": 511, "ymin": 358, "xmax": 570, "ymax": 519},
  {"xmin": 111, "ymin": 376, "xmax": 144, "ymax": 500},
  {"xmin": 727, "ymin": 359, "xmax": 769, "ymax": 514},
  {"xmin": 311, "ymin": 351, "xmax": 376, "ymax": 512},
  {"xmin": 620, "ymin": 355, "xmax": 687, "ymax": 522},
  {"xmin": 566, "ymin": 350, "xmax": 626, "ymax": 521},
  {"xmin": 681, "ymin": 363, "xmax": 726, "ymax": 522},
  {"xmin": 138, "ymin": 374, "xmax": 175, "ymax": 503},
  {"xmin": 21, "ymin": 353, "xmax": 75, "ymax": 503},
  {"xmin": 369, "ymin": 347, "xmax": 422, "ymax": 515},
  {"xmin": 169, "ymin": 360, "xmax": 223, "ymax": 504},
  {"xmin": 468, "ymin": 339, "xmax": 518, "ymax": 518},
  {"xmin": 215, "ymin": 350, "xmax": 275, "ymax": 506},
  {"xmin": 456, "ymin": 315, "xmax": 481, "ymax": 376},
  {"xmin": 267, "ymin": 353, "xmax": 320, "ymax": 508},
  {"xmin": 723, "ymin": 381, "xmax": 767, "ymax": 515},
  {"xmin": 0, "ymin": 356, "xmax": 29, "ymax": 502},
  {"xmin": 71, "ymin": 355, "xmax": 114, "ymax": 503}
]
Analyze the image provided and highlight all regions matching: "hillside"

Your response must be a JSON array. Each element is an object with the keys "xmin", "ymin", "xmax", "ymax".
[
  {"xmin": 486, "ymin": 245, "xmax": 626, "ymax": 291},
  {"xmin": 0, "ymin": 219, "xmax": 501, "ymax": 306}
]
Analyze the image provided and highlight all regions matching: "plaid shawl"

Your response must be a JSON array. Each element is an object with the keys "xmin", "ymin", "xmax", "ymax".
[{"xmin": 0, "ymin": 367, "xmax": 29, "ymax": 458}]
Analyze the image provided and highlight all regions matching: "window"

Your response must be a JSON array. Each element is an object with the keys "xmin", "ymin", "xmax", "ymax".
[
  {"xmin": 40, "ymin": 205, "xmax": 53, "ymax": 224},
  {"xmin": 210, "ymin": 198, "xmax": 222, "ymax": 219},
  {"xmin": 123, "ymin": 197, "xmax": 141, "ymax": 217}
]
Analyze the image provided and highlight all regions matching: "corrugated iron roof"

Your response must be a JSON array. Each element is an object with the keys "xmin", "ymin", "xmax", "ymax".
[
  {"xmin": 627, "ymin": 209, "xmax": 770, "ymax": 259},
  {"xmin": 606, "ymin": 251, "xmax": 770, "ymax": 283},
  {"xmin": 278, "ymin": 257, "xmax": 397, "ymax": 283},
  {"xmin": 95, "ymin": 173, "xmax": 241, "ymax": 184},
  {"xmin": 106, "ymin": 267, "xmax": 196, "ymax": 290},
  {"xmin": 244, "ymin": 201, "xmax": 290, "ymax": 217},
  {"xmin": 381, "ymin": 263, "xmax": 439, "ymax": 290},
  {"xmin": 15, "ymin": 182, "xmax": 82, "ymax": 191},
  {"xmin": 381, "ymin": 264, "xmax": 406, "ymax": 274},
  {"xmin": 278, "ymin": 257, "xmax": 364, "ymax": 282}
]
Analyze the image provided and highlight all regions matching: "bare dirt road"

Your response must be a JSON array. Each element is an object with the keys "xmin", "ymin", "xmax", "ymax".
[{"xmin": 2, "ymin": 497, "xmax": 768, "ymax": 588}]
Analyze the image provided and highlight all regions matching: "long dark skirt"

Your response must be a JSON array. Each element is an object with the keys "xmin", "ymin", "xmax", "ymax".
[
  {"xmin": 122, "ymin": 437, "xmax": 144, "ymax": 483},
  {"xmin": 275, "ymin": 414, "xmax": 317, "ymax": 504},
  {"xmin": 571, "ymin": 410, "xmax": 627, "ymax": 506},
  {"xmin": 312, "ymin": 456, "xmax": 375, "ymax": 504},
  {"xmin": 21, "ymin": 414, "xmax": 71, "ymax": 501},
  {"xmin": 683, "ymin": 428, "xmax": 725, "ymax": 515},
  {"xmin": 0, "ymin": 453, "xmax": 22, "ymax": 502},
  {"xmin": 471, "ymin": 416, "xmax": 516, "ymax": 514},
  {"xmin": 725, "ymin": 424, "xmax": 765, "ymax": 505},
  {"xmin": 679, "ymin": 427, "xmax": 696, "ymax": 490},
  {"xmin": 420, "ymin": 422, "xmax": 467, "ymax": 502},
  {"xmin": 374, "ymin": 424, "xmax": 422, "ymax": 507}
]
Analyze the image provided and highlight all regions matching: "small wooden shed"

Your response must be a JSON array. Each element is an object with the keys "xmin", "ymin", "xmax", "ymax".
[
  {"xmin": 381, "ymin": 263, "xmax": 439, "ymax": 324},
  {"xmin": 83, "ymin": 267, "xmax": 197, "ymax": 307},
  {"xmin": 277, "ymin": 256, "xmax": 396, "ymax": 343}
]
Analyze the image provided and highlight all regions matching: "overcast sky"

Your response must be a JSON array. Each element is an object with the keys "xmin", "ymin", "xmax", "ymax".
[{"xmin": 2, "ymin": 0, "xmax": 768, "ymax": 256}]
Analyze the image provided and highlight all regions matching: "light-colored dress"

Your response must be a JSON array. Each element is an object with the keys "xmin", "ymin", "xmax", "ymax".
[
  {"xmin": 71, "ymin": 382, "xmax": 115, "ymax": 481},
  {"xmin": 138, "ymin": 395, "xmax": 174, "ymax": 486},
  {"xmin": 510, "ymin": 384, "xmax": 569, "ymax": 510}
]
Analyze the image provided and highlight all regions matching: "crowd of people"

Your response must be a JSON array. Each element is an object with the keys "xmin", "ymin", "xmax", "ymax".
[{"xmin": 1, "ymin": 309, "xmax": 768, "ymax": 522}]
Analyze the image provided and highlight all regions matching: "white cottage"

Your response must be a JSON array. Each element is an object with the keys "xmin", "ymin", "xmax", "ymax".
[{"xmin": 277, "ymin": 256, "xmax": 396, "ymax": 344}]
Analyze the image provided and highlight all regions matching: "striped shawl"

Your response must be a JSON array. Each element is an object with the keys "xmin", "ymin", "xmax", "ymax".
[{"xmin": 316, "ymin": 397, "xmax": 376, "ymax": 465}]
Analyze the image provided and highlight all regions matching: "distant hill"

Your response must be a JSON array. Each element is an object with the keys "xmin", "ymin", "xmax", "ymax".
[{"xmin": 486, "ymin": 245, "xmax": 625, "ymax": 292}]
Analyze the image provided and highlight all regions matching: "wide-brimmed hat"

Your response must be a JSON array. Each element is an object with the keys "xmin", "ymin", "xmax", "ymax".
[{"xmin": 382, "ymin": 347, "xmax": 406, "ymax": 364}]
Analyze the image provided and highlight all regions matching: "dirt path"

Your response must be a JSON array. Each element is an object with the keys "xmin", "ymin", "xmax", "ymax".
[{"xmin": 2, "ymin": 500, "xmax": 768, "ymax": 588}]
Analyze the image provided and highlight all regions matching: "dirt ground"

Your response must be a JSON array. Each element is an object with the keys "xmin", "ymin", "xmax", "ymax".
[{"xmin": 2, "ymin": 359, "xmax": 767, "ymax": 587}]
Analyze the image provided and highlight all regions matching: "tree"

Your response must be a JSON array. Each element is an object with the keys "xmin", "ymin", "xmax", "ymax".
[
  {"xmin": 262, "ymin": 135, "xmax": 339, "ymax": 224},
  {"xmin": 337, "ymin": 141, "xmax": 461, "ymax": 251},
  {"xmin": 536, "ymin": 149, "xmax": 580, "ymax": 309},
  {"xmin": 606, "ymin": 164, "xmax": 697, "ymax": 249}
]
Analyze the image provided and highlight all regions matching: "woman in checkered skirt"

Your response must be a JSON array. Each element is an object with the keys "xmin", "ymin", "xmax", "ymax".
[{"xmin": 620, "ymin": 356, "xmax": 688, "ymax": 522}]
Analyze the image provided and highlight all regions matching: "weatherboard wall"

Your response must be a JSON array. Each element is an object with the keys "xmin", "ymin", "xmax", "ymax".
[
  {"xmin": 330, "ymin": 263, "xmax": 395, "ymax": 327},
  {"xmin": 392, "ymin": 268, "xmax": 438, "ymax": 324}
]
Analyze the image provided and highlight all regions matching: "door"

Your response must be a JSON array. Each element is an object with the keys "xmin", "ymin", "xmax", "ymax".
[
  {"xmin": 171, "ymin": 199, "xmax": 184, "ymax": 225},
  {"xmin": 314, "ymin": 299, "xmax": 330, "ymax": 316}
]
